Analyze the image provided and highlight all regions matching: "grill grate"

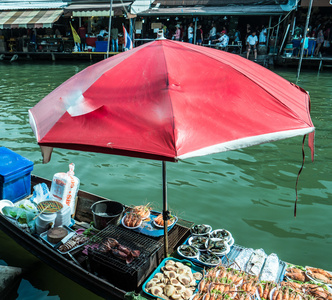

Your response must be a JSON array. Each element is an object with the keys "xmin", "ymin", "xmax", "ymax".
[{"xmin": 87, "ymin": 224, "xmax": 162, "ymax": 275}]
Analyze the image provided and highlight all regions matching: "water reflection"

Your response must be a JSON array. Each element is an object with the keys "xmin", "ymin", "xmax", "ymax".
[{"xmin": 243, "ymin": 219, "xmax": 327, "ymax": 240}]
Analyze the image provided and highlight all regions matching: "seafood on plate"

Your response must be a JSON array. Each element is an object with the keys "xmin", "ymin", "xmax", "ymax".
[
  {"xmin": 145, "ymin": 259, "xmax": 202, "ymax": 300},
  {"xmin": 197, "ymin": 251, "xmax": 221, "ymax": 266},
  {"xmin": 98, "ymin": 237, "xmax": 140, "ymax": 264},
  {"xmin": 205, "ymin": 238, "xmax": 230, "ymax": 255},
  {"xmin": 177, "ymin": 245, "xmax": 199, "ymax": 259},
  {"xmin": 154, "ymin": 214, "xmax": 175, "ymax": 227},
  {"xmin": 132, "ymin": 203, "xmax": 151, "ymax": 219},
  {"xmin": 210, "ymin": 229, "xmax": 232, "ymax": 243},
  {"xmin": 197, "ymin": 265, "xmax": 258, "ymax": 300},
  {"xmin": 188, "ymin": 236, "xmax": 208, "ymax": 251},
  {"xmin": 306, "ymin": 266, "xmax": 332, "ymax": 285},
  {"xmin": 285, "ymin": 265, "xmax": 308, "ymax": 282},
  {"xmin": 58, "ymin": 234, "xmax": 89, "ymax": 253},
  {"xmin": 256, "ymin": 281, "xmax": 276, "ymax": 299},
  {"xmin": 277, "ymin": 280, "xmax": 332, "ymax": 300},
  {"xmin": 190, "ymin": 224, "xmax": 212, "ymax": 236},
  {"xmin": 122, "ymin": 212, "xmax": 142, "ymax": 228}
]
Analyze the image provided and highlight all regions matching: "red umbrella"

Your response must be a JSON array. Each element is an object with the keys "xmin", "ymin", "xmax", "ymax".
[{"xmin": 29, "ymin": 39, "xmax": 315, "ymax": 256}]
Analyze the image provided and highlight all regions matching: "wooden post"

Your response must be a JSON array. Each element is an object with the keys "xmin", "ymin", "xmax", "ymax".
[
  {"xmin": 273, "ymin": 16, "xmax": 282, "ymax": 58},
  {"xmin": 296, "ymin": 0, "xmax": 314, "ymax": 82},
  {"xmin": 107, "ymin": 0, "xmax": 114, "ymax": 58}
]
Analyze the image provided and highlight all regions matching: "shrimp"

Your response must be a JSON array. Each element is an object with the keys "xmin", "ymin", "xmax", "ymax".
[{"xmin": 263, "ymin": 282, "xmax": 271, "ymax": 300}]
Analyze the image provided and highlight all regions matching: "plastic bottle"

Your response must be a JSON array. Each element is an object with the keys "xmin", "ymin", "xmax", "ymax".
[{"xmin": 50, "ymin": 163, "xmax": 80, "ymax": 215}]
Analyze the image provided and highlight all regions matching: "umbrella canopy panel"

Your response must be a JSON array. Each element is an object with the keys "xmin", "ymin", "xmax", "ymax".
[{"xmin": 29, "ymin": 40, "xmax": 314, "ymax": 163}]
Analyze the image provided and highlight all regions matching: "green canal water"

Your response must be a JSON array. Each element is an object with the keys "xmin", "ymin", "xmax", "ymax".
[{"xmin": 0, "ymin": 61, "xmax": 331, "ymax": 299}]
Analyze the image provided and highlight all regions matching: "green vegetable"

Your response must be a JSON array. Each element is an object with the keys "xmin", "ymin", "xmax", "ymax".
[{"xmin": 9, "ymin": 211, "xmax": 17, "ymax": 218}]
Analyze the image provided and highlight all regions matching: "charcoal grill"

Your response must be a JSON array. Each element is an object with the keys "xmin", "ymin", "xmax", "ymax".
[{"xmin": 87, "ymin": 224, "xmax": 162, "ymax": 291}]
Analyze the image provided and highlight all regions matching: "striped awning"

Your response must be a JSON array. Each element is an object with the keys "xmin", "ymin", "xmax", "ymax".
[{"xmin": 0, "ymin": 9, "xmax": 63, "ymax": 29}]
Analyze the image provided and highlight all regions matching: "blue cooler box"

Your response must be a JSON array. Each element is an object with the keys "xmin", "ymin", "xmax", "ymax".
[
  {"xmin": 0, "ymin": 147, "xmax": 34, "ymax": 203},
  {"xmin": 95, "ymin": 41, "xmax": 108, "ymax": 52}
]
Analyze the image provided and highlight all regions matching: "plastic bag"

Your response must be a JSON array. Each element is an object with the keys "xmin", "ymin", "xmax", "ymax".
[
  {"xmin": 2, "ymin": 206, "xmax": 36, "ymax": 233},
  {"xmin": 30, "ymin": 183, "xmax": 52, "ymax": 204}
]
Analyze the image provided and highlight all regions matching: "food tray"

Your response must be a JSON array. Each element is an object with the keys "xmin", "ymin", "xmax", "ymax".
[
  {"xmin": 121, "ymin": 210, "xmax": 178, "ymax": 237},
  {"xmin": 142, "ymin": 257, "xmax": 203, "ymax": 300},
  {"xmin": 220, "ymin": 244, "xmax": 287, "ymax": 283},
  {"xmin": 305, "ymin": 266, "xmax": 332, "ymax": 289},
  {"xmin": 179, "ymin": 235, "xmax": 228, "ymax": 267},
  {"xmin": 40, "ymin": 226, "xmax": 84, "ymax": 255}
]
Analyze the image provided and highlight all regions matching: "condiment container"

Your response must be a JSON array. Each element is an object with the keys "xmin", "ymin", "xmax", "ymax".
[
  {"xmin": 50, "ymin": 163, "xmax": 80, "ymax": 215},
  {"xmin": 35, "ymin": 212, "xmax": 56, "ymax": 234},
  {"xmin": 54, "ymin": 204, "xmax": 71, "ymax": 227}
]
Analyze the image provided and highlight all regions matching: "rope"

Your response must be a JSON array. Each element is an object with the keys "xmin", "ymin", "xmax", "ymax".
[
  {"xmin": 294, "ymin": 135, "xmax": 306, "ymax": 217},
  {"xmin": 266, "ymin": 0, "xmax": 300, "ymax": 30}
]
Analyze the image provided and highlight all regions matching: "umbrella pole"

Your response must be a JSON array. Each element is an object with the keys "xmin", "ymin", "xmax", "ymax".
[{"xmin": 162, "ymin": 161, "xmax": 169, "ymax": 258}]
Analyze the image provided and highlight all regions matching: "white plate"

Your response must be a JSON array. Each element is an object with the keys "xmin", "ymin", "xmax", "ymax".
[
  {"xmin": 153, "ymin": 217, "xmax": 175, "ymax": 228},
  {"xmin": 209, "ymin": 229, "xmax": 232, "ymax": 243},
  {"xmin": 188, "ymin": 235, "xmax": 208, "ymax": 251},
  {"xmin": 0, "ymin": 200, "xmax": 14, "ymax": 214},
  {"xmin": 190, "ymin": 224, "xmax": 212, "ymax": 236},
  {"xmin": 132, "ymin": 208, "xmax": 150, "ymax": 220},
  {"xmin": 121, "ymin": 215, "xmax": 142, "ymax": 229},
  {"xmin": 197, "ymin": 251, "xmax": 221, "ymax": 267},
  {"xmin": 177, "ymin": 245, "xmax": 199, "ymax": 259},
  {"xmin": 228, "ymin": 236, "xmax": 235, "ymax": 247},
  {"xmin": 205, "ymin": 238, "xmax": 230, "ymax": 256},
  {"xmin": 306, "ymin": 266, "xmax": 332, "ymax": 286}
]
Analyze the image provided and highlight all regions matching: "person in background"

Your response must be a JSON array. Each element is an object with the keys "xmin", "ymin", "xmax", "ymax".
[
  {"xmin": 77, "ymin": 25, "xmax": 87, "ymax": 51},
  {"xmin": 314, "ymin": 28, "xmax": 324, "ymax": 56},
  {"xmin": 246, "ymin": 31, "xmax": 258, "ymax": 61},
  {"xmin": 173, "ymin": 24, "xmax": 181, "ymax": 41},
  {"xmin": 259, "ymin": 25, "xmax": 267, "ymax": 45},
  {"xmin": 234, "ymin": 29, "xmax": 241, "ymax": 43},
  {"xmin": 180, "ymin": 24, "xmax": 185, "ymax": 41},
  {"xmin": 111, "ymin": 26, "xmax": 119, "ymax": 52},
  {"xmin": 245, "ymin": 23, "xmax": 251, "ymax": 42},
  {"xmin": 196, "ymin": 25, "xmax": 203, "ymax": 45},
  {"xmin": 209, "ymin": 23, "xmax": 217, "ymax": 42},
  {"xmin": 98, "ymin": 27, "xmax": 108, "ymax": 41},
  {"xmin": 188, "ymin": 23, "xmax": 194, "ymax": 43},
  {"xmin": 214, "ymin": 30, "xmax": 229, "ymax": 49},
  {"xmin": 54, "ymin": 28, "xmax": 61, "ymax": 36}
]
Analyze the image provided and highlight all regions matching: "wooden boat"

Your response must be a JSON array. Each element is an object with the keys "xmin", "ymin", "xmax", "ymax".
[{"xmin": 0, "ymin": 175, "xmax": 193, "ymax": 299}]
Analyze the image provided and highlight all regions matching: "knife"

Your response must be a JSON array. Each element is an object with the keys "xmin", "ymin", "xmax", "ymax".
[{"xmin": 54, "ymin": 231, "xmax": 76, "ymax": 249}]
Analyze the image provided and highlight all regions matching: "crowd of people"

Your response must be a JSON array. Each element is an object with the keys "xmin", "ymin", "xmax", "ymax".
[{"xmin": 159, "ymin": 21, "xmax": 269, "ymax": 61}]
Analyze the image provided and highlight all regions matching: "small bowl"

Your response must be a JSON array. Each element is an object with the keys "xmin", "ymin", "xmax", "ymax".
[
  {"xmin": 205, "ymin": 238, "xmax": 230, "ymax": 256},
  {"xmin": 153, "ymin": 218, "xmax": 175, "ymax": 228},
  {"xmin": 132, "ymin": 206, "xmax": 151, "ymax": 220},
  {"xmin": 197, "ymin": 251, "xmax": 221, "ymax": 267},
  {"xmin": 210, "ymin": 229, "xmax": 232, "ymax": 243},
  {"xmin": 188, "ymin": 235, "xmax": 208, "ymax": 251},
  {"xmin": 0, "ymin": 200, "xmax": 14, "ymax": 214},
  {"xmin": 177, "ymin": 245, "xmax": 199, "ymax": 259},
  {"xmin": 190, "ymin": 224, "xmax": 212, "ymax": 236},
  {"xmin": 121, "ymin": 215, "xmax": 142, "ymax": 229}
]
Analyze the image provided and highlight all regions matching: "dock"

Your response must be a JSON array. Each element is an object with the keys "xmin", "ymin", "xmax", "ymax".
[
  {"xmin": 0, "ymin": 51, "xmax": 120, "ymax": 62},
  {"xmin": 279, "ymin": 55, "xmax": 332, "ymax": 72}
]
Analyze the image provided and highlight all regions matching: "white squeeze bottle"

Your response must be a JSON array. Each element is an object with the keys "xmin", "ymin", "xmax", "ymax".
[{"xmin": 50, "ymin": 163, "xmax": 80, "ymax": 215}]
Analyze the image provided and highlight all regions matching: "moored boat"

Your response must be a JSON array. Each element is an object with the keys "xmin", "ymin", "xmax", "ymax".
[{"xmin": 0, "ymin": 175, "xmax": 193, "ymax": 299}]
